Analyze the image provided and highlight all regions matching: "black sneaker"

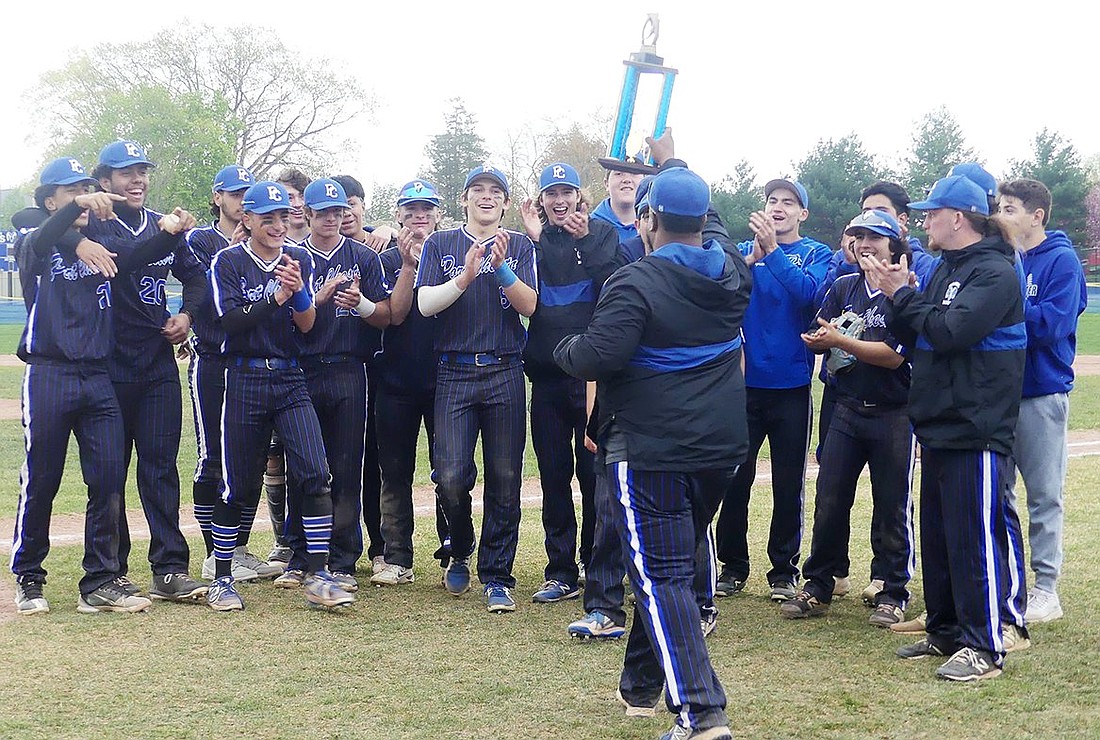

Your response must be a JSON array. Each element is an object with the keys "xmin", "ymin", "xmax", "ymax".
[
  {"xmin": 935, "ymin": 647, "xmax": 1003, "ymax": 682},
  {"xmin": 714, "ymin": 569, "xmax": 746, "ymax": 597},
  {"xmin": 149, "ymin": 573, "xmax": 209, "ymax": 601},
  {"xmin": 15, "ymin": 577, "xmax": 49, "ymax": 615},
  {"xmin": 896, "ymin": 637, "xmax": 952, "ymax": 660},
  {"xmin": 77, "ymin": 580, "xmax": 153, "ymax": 614},
  {"xmin": 769, "ymin": 580, "xmax": 798, "ymax": 602},
  {"xmin": 115, "ymin": 575, "xmax": 142, "ymax": 596},
  {"xmin": 779, "ymin": 590, "xmax": 827, "ymax": 619},
  {"xmin": 869, "ymin": 602, "xmax": 904, "ymax": 628}
]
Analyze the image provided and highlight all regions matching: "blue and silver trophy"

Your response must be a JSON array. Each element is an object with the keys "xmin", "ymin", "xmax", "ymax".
[{"xmin": 598, "ymin": 14, "xmax": 678, "ymax": 175}]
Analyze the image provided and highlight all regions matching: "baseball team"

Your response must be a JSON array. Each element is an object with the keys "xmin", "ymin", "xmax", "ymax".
[{"xmin": 8, "ymin": 129, "xmax": 1086, "ymax": 739}]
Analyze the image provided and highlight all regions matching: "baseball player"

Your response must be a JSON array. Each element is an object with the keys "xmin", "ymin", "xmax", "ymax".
[
  {"xmin": 415, "ymin": 164, "xmax": 537, "ymax": 613},
  {"xmin": 333, "ymin": 173, "xmax": 392, "ymax": 574},
  {"xmin": 274, "ymin": 178, "xmax": 390, "ymax": 592},
  {"xmin": 184, "ymin": 165, "xmax": 280, "ymax": 582},
  {"xmin": 207, "ymin": 180, "xmax": 354, "ymax": 611},
  {"xmin": 10, "ymin": 156, "xmax": 182, "ymax": 614},
  {"xmin": 85, "ymin": 140, "xmax": 207, "ymax": 601},
  {"xmin": 866, "ymin": 175, "xmax": 1027, "ymax": 681},
  {"xmin": 554, "ymin": 166, "xmax": 750, "ymax": 739},
  {"xmin": 372, "ymin": 179, "xmax": 451, "ymax": 586},
  {"xmin": 998, "ymin": 178, "xmax": 1087, "ymax": 623},
  {"xmin": 715, "ymin": 178, "xmax": 831, "ymax": 602},
  {"xmin": 518, "ymin": 162, "xmax": 619, "ymax": 604},
  {"xmin": 783, "ymin": 210, "xmax": 916, "ymax": 627}
]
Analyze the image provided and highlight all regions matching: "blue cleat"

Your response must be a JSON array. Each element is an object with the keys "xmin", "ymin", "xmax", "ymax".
[
  {"xmin": 206, "ymin": 576, "xmax": 244, "ymax": 612},
  {"xmin": 532, "ymin": 580, "xmax": 581, "ymax": 604},
  {"xmin": 443, "ymin": 558, "xmax": 471, "ymax": 596},
  {"xmin": 485, "ymin": 583, "xmax": 516, "ymax": 613},
  {"xmin": 568, "ymin": 610, "xmax": 625, "ymax": 640}
]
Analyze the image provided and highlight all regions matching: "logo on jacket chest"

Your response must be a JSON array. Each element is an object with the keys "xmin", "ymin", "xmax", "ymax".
[{"xmin": 1025, "ymin": 273, "xmax": 1038, "ymax": 298}]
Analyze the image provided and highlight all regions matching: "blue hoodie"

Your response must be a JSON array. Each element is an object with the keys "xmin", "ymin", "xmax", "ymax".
[
  {"xmin": 591, "ymin": 198, "xmax": 638, "ymax": 244},
  {"xmin": 739, "ymin": 236, "xmax": 831, "ymax": 388},
  {"xmin": 1019, "ymin": 230, "xmax": 1087, "ymax": 397}
]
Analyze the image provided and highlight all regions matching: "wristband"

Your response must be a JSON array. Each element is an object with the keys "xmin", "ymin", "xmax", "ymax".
[
  {"xmin": 495, "ymin": 262, "xmax": 518, "ymax": 289},
  {"xmin": 289, "ymin": 289, "xmax": 312, "ymax": 312},
  {"xmin": 356, "ymin": 294, "xmax": 377, "ymax": 318}
]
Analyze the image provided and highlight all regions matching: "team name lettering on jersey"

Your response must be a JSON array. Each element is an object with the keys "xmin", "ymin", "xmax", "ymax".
[
  {"xmin": 311, "ymin": 262, "xmax": 362, "ymax": 294},
  {"xmin": 49, "ymin": 253, "xmax": 99, "ymax": 282},
  {"xmin": 241, "ymin": 276, "xmax": 281, "ymax": 302},
  {"xmin": 787, "ymin": 252, "xmax": 804, "ymax": 267}
]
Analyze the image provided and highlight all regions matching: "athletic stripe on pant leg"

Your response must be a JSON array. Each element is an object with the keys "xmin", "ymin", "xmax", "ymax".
[
  {"xmin": 614, "ymin": 461, "xmax": 686, "ymax": 711},
  {"xmin": 1001, "ymin": 485, "xmax": 1026, "ymax": 627},
  {"xmin": 979, "ymin": 451, "xmax": 1004, "ymax": 655},
  {"xmin": 218, "ymin": 367, "xmax": 232, "ymax": 505},
  {"xmin": 188, "ymin": 354, "xmax": 208, "ymax": 484},
  {"xmin": 10, "ymin": 366, "xmax": 34, "ymax": 571},
  {"xmin": 704, "ymin": 523, "xmax": 717, "ymax": 601},
  {"xmin": 904, "ymin": 432, "xmax": 917, "ymax": 583},
  {"xmin": 788, "ymin": 389, "xmax": 813, "ymax": 575}
]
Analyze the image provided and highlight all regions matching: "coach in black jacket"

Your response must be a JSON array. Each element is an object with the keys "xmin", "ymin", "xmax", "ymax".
[
  {"xmin": 864, "ymin": 174, "xmax": 1028, "ymax": 683},
  {"xmin": 555, "ymin": 167, "xmax": 749, "ymax": 739}
]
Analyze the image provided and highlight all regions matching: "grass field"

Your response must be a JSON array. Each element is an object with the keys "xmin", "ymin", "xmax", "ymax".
[{"xmin": 1, "ymin": 315, "xmax": 1099, "ymax": 738}]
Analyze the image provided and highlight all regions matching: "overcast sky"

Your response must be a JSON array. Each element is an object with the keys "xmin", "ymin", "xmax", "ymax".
[{"xmin": 3, "ymin": 0, "xmax": 1097, "ymax": 201}]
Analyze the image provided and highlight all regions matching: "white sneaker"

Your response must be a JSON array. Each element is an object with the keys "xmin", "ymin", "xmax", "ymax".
[
  {"xmin": 370, "ymin": 562, "xmax": 415, "ymax": 586},
  {"xmin": 202, "ymin": 553, "xmax": 260, "ymax": 582},
  {"xmin": 861, "ymin": 579, "xmax": 884, "ymax": 606},
  {"xmin": 1002, "ymin": 622, "xmax": 1031, "ymax": 653},
  {"xmin": 371, "ymin": 555, "xmax": 387, "ymax": 575},
  {"xmin": 1025, "ymin": 588, "xmax": 1063, "ymax": 624},
  {"xmin": 833, "ymin": 576, "xmax": 851, "ymax": 598}
]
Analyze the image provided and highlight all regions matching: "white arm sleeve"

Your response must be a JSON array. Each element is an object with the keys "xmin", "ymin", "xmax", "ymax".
[{"xmin": 417, "ymin": 278, "xmax": 466, "ymax": 317}]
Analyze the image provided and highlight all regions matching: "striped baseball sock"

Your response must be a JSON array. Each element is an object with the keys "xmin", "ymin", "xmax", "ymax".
[
  {"xmin": 211, "ymin": 501, "xmax": 243, "ymax": 579},
  {"xmin": 192, "ymin": 482, "xmax": 217, "ymax": 556},
  {"xmin": 237, "ymin": 501, "xmax": 259, "ymax": 547}
]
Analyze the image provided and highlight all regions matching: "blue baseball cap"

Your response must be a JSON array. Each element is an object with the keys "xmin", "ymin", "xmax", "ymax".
[
  {"xmin": 463, "ymin": 164, "xmax": 509, "ymax": 197},
  {"xmin": 212, "ymin": 165, "xmax": 255, "ymax": 193},
  {"xmin": 648, "ymin": 167, "xmax": 710, "ymax": 218},
  {"xmin": 396, "ymin": 179, "xmax": 443, "ymax": 207},
  {"xmin": 634, "ymin": 175, "xmax": 655, "ymax": 216},
  {"xmin": 948, "ymin": 162, "xmax": 997, "ymax": 198},
  {"xmin": 845, "ymin": 210, "xmax": 902, "ymax": 239},
  {"xmin": 538, "ymin": 163, "xmax": 581, "ymax": 193},
  {"xmin": 765, "ymin": 178, "xmax": 809, "ymax": 209},
  {"xmin": 98, "ymin": 140, "xmax": 155, "ymax": 169},
  {"xmin": 908, "ymin": 175, "xmax": 990, "ymax": 216},
  {"xmin": 40, "ymin": 157, "xmax": 96, "ymax": 186},
  {"xmin": 242, "ymin": 182, "xmax": 291, "ymax": 214},
  {"xmin": 303, "ymin": 178, "xmax": 349, "ymax": 210}
]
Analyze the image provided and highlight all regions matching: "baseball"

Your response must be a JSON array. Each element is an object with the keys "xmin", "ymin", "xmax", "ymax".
[{"xmin": 161, "ymin": 213, "xmax": 181, "ymax": 231}]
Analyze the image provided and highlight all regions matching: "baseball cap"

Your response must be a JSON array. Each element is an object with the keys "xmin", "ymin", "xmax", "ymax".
[
  {"xmin": 212, "ymin": 165, "xmax": 254, "ymax": 193},
  {"xmin": 396, "ymin": 179, "xmax": 443, "ymax": 207},
  {"xmin": 634, "ymin": 175, "xmax": 655, "ymax": 217},
  {"xmin": 463, "ymin": 164, "xmax": 509, "ymax": 197},
  {"xmin": 303, "ymin": 178, "xmax": 349, "ymax": 210},
  {"xmin": 908, "ymin": 175, "xmax": 990, "ymax": 216},
  {"xmin": 538, "ymin": 163, "xmax": 581, "ymax": 193},
  {"xmin": 648, "ymin": 167, "xmax": 710, "ymax": 218},
  {"xmin": 242, "ymin": 182, "xmax": 291, "ymax": 214},
  {"xmin": 40, "ymin": 157, "xmax": 96, "ymax": 186},
  {"xmin": 765, "ymin": 178, "xmax": 809, "ymax": 209},
  {"xmin": 844, "ymin": 210, "xmax": 902, "ymax": 239},
  {"xmin": 98, "ymin": 140, "xmax": 155, "ymax": 169},
  {"xmin": 948, "ymin": 162, "xmax": 997, "ymax": 197}
]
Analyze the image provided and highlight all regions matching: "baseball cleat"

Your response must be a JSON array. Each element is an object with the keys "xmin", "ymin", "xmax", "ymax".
[
  {"xmin": 149, "ymin": 573, "xmax": 209, "ymax": 601},
  {"xmin": 206, "ymin": 576, "xmax": 245, "ymax": 612},
  {"xmin": 78, "ymin": 581, "xmax": 153, "ymax": 614},
  {"xmin": 304, "ymin": 571, "xmax": 356, "ymax": 609},
  {"xmin": 568, "ymin": 610, "xmax": 625, "ymax": 640},
  {"xmin": 15, "ymin": 578, "xmax": 50, "ymax": 615}
]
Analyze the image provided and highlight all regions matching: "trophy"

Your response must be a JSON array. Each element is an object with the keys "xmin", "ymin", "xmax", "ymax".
[{"xmin": 598, "ymin": 14, "xmax": 678, "ymax": 175}]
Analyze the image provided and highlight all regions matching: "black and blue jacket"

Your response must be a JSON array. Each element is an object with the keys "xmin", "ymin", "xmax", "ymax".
[
  {"xmin": 886, "ymin": 236, "xmax": 1025, "ymax": 455},
  {"xmin": 523, "ymin": 218, "xmax": 621, "ymax": 380},
  {"xmin": 554, "ymin": 239, "xmax": 752, "ymax": 471}
]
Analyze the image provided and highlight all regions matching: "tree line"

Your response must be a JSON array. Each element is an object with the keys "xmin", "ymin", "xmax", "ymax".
[{"xmin": 8, "ymin": 24, "xmax": 1099, "ymax": 279}]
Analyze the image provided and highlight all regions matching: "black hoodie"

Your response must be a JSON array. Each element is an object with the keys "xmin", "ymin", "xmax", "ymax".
[{"xmin": 554, "ymin": 239, "xmax": 752, "ymax": 471}]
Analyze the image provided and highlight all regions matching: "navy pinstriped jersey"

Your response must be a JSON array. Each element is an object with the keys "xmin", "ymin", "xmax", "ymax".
[
  {"xmin": 377, "ymin": 247, "xmax": 438, "ymax": 392},
  {"xmin": 817, "ymin": 273, "xmax": 910, "ymax": 406},
  {"xmin": 299, "ymin": 236, "xmax": 389, "ymax": 358},
  {"xmin": 414, "ymin": 226, "xmax": 537, "ymax": 355},
  {"xmin": 183, "ymin": 223, "xmax": 231, "ymax": 355},
  {"xmin": 211, "ymin": 240, "xmax": 316, "ymax": 359},
  {"xmin": 84, "ymin": 209, "xmax": 203, "ymax": 380},
  {"xmin": 14, "ymin": 230, "xmax": 113, "ymax": 363}
]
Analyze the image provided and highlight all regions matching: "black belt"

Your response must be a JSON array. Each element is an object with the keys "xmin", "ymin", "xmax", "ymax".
[
  {"xmin": 232, "ymin": 357, "xmax": 299, "ymax": 370},
  {"xmin": 439, "ymin": 352, "xmax": 519, "ymax": 367},
  {"xmin": 301, "ymin": 354, "xmax": 359, "ymax": 367}
]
